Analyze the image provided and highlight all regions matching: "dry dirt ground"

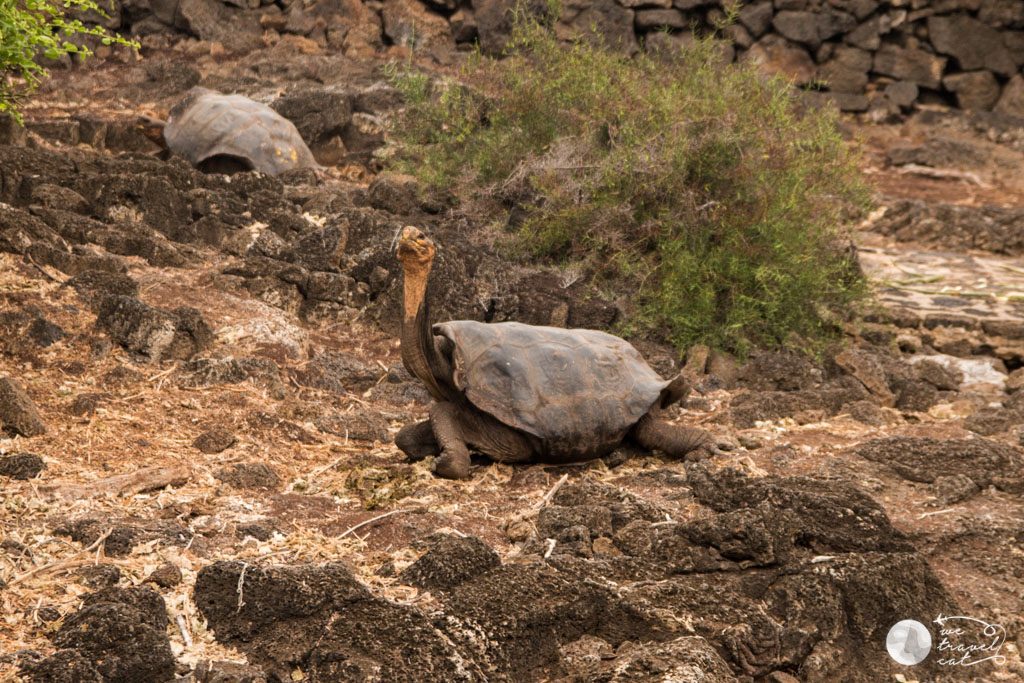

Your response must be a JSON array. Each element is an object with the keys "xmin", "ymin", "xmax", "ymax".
[{"xmin": 1, "ymin": 36, "xmax": 1024, "ymax": 683}]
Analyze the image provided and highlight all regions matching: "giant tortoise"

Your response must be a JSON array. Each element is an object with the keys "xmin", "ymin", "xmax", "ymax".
[
  {"xmin": 153, "ymin": 87, "xmax": 320, "ymax": 176},
  {"xmin": 394, "ymin": 226, "xmax": 722, "ymax": 480}
]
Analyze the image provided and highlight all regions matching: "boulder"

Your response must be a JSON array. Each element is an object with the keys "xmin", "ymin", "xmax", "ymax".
[
  {"xmin": 146, "ymin": 562, "xmax": 184, "ymax": 589},
  {"xmin": 846, "ymin": 15, "xmax": 881, "ymax": 50},
  {"xmin": 473, "ymin": 0, "xmax": 551, "ymax": 55},
  {"xmin": 744, "ymin": 36, "xmax": 816, "ymax": 85},
  {"xmin": 827, "ymin": 92, "xmax": 870, "ymax": 112},
  {"xmin": 0, "ymin": 452, "xmax": 45, "ymax": 480},
  {"xmin": 816, "ymin": 8, "xmax": 857, "ymax": 41},
  {"xmin": 562, "ymin": 636, "xmax": 737, "ymax": 682},
  {"xmin": 19, "ymin": 650, "xmax": 103, "ymax": 683},
  {"xmin": 1004, "ymin": 30, "xmax": 1024, "ymax": 66},
  {"xmin": 556, "ymin": 0, "xmax": 637, "ymax": 54},
  {"xmin": 294, "ymin": 351, "xmax": 380, "ymax": 393},
  {"xmin": 978, "ymin": 0, "xmax": 1024, "ymax": 28},
  {"xmin": 381, "ymin": 0, "xmax": 454, "ymax": 50},
  {"xmin": 928, "ymin": 14, "xmax": 1017, "ymax": 76},
  {"xmin": 271, "ymin": 88, "xmax": 353, "ymax": 147},
  {"xmin": 450, "ymin": 9, "xmax": 479, "ymax": 43},
  {"xmin": 191, "ymin": 473, "xmax": 962, "ymax": 682},
  {"xmin": 0, "ymin": 207, "xmax": 66, "ymax": 257},
  {"xmin": 67, "ymin": 270, "xmax": 140, "ymax": 305},
  {"xmin": 27, "ymin": 317, "xmax": 64, "ymax": 347},
  {"xmin": 0, "ymin": 377, "xmax": 47, "ymax": 437},
  {"xmin": 177, "ymin": 0, "xmax": 263, "ymax": 53},
  {"xmin": 872, "ymin": 46, "xmax": 947, "ymax": 89},
  {"xmin": 943, "ymin": 71, "xmax": 1001, "ymax": 111},
  {"xmin": 851, "ymin": 436, "xmax": 1024, "ymax": 494},
  {"xmin": 830, "ymin": 0, "xmax": 878, "ymax": 20},
  {"xmin": 893, "ymin": 379, "xmax": 940, "ymax": 412},
  {"xmin": 870, "ymin": 199, "xmax": 1024, "ymax": 255},
  {"xmin": 367, "ymin": 172, "xmax": 422, "ymax": 215},
  {"xmin": 95, "ymin": 296, "xmax": 214, "ymax": 362},
  {"xmin": 634, "ymin": 8, "xmax": 686, "ymax": 30},
  {"xmin": 0, "ymin": 114, "xmax": 28, "ymax": 146},
  {"xmin": 738, "ymin": 1, "xmax": 774, "ymax": 37},
  {"xmin": 52, "ymin": 587, "xmax": 175, "ymax": 682},
  {"xmin": 773, "ymin": 11, "xmax": 820, "ymax": 45},
  {"xmin": 400, "ymin": 534, "xmax": 501, "ymax": 592},
  {"xmin": 1008, "ymin": 368, "xmax": 1024, "ymax": 393},
  {"xmin": 995, "ymin": 74, "xmax": 1024, "ymax": 118},
  {"xmin": 884, "ymin": 80, "xmax": 919, "ymax": 108},
  {"xmin": 293, "ymin": 224, "xmax": 347, "ymax": 272},
  {"xmin": 914, "ymin": 358, "xmax": 963, "ymax": 390},
  {"xmin": 819, "ymin": 46, "xmax": 872, "ymax": 93},
  {"xmin": 215, "ymin": 463, "xmax": 280, "ymax": 489},
  {"xmin": 193, "ymin": 427, "xmax": 237, "ymax": 453},
  {"xmin": 194, "ymin": 561, "xmax": 472, "ymax": 682}
]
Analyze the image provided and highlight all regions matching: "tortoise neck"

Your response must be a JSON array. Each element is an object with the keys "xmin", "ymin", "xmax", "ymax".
[{"xmin": 400, "ymin": 259, "xmax": 449, "ymax": 401}]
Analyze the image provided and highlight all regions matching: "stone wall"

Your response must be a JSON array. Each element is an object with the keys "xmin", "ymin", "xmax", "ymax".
[
  {"xmin": 93, "ymin": 0, "xmax": 1024, "ymax": 117},
  {"xmin": 458, "ymin": 0, "xmax": 1024, "ymax": 117}
]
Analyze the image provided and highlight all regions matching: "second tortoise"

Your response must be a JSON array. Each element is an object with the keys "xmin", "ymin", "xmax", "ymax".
[{"xmin": 157, "ymin": 87, "xmax": 320, "ymax": 176}]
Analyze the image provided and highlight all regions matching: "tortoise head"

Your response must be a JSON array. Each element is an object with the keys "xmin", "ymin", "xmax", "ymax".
[
  {"xmin": 136, "ymin": 113, "xmax": 168, "ymax": 149},
  {"xmin": 395, "ymin": 226, "xmax": 436, "ymax": 268}
]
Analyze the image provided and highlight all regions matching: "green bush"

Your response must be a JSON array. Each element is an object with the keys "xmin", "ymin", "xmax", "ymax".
[
  {"xmin": 1, "ymin": 0, "xmax": 136, "ymax": 122},
  {"xmin": 387, "ymin": 10, "xmax": 869, "ymax": 355}
]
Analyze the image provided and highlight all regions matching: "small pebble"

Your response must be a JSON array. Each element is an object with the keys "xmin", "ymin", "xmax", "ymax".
[
  {"xmin": 146, "ymin": 562, "xmax": 183, "ymax": 589},
  {"xmin": 193, "ymin": 428, "xmax": 237, "ymax": 454}
]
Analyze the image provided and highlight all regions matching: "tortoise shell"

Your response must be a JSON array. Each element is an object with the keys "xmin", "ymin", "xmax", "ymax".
[
  {"xmin": 433, "ymin": 321, "xmax": 671, "ymax": 458},
  {"xmin": 164, "ymin": 87, "xmax": 319, "ymax": 176}
]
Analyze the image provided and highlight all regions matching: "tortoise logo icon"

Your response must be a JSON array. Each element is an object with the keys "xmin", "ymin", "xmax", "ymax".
[{"xmin": 887, "ymin": 619, "xmax": 933, "ymax": 665}]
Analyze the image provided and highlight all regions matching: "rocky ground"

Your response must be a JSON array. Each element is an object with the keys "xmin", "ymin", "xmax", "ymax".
[{"xmin": 1, "ymin": 19, "xmax": 1024, "ymax": 683}]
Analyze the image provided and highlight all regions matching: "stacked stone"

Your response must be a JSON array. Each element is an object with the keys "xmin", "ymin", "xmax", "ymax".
[
  {"xmin": 68, "ymin": 0, "xmax": 1024, "ymax": 117},
  {"xmin": 459, "ymin": 0, "xmax": 1024, "ymax": 116},
  {"xmin": 729, "ymin": 0, "xmax": 1024, "ymax": 114}
]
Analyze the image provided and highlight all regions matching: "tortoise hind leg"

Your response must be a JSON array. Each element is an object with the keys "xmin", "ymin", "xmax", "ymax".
[
  {"xmin": 631, "ymin": 414, "xmax": 714, "ymax": 461},
  {"xmin": 395, "ymin": 420, "xmax": 439, "ymax": 462},
  {"xmin": 429, "ymin": 402, "xmax": 536, "ymax": 480}
]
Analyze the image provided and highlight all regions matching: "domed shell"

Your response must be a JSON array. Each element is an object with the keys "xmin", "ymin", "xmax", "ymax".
[
  {"xmin": 433, "ymin": 321, "xmax": 671, "ymax": 458},
  {"xmin": 164, "ymin": 88, "xmax": 319, "ymax": 177}
]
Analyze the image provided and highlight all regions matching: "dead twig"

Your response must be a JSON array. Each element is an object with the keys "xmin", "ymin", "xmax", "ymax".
[
  {"xmin": 175, "ymin": 614, "xmax": 193, "ymax": 648},
  {"xmin": 339, "ymin": 509, "xmax": 410, "ymax": 539},
  {"xmin": 236, "ymin": 562, "xmax": 249, "ymax": 613},
  {"xmin": 535, "ymin": 473, "xmax": 569, "ymax": 510},
  {"xmin": 7, "ymin": 528, "xmax": 113, "ymax": 587},
  {"xmin": 147, "ymin": 364, "xmax": 179, "ymax": 383},
  {"xmin": 504, "ymin": 474, "xmax": 572, "ymax": 558},
  {"xmin": 293, "ymin": 444, "xmax": 358, "ymax": 491},
  {"xmin": 48, "ymin": 465, "xmax": 191, "ymax": 499},
  {"xmin": 24, "ymin": 253, "xmax": 66, "ymax": 284}
]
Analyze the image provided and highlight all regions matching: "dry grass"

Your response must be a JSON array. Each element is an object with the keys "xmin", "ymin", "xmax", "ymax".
[{"xmin": 2, "ymin": 249, "xmax": 661, "ymax": 674}]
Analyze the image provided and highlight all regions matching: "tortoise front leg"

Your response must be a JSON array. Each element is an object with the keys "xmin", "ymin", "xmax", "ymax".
[
  {"xmin": 395, "ymin": 420, "xmax": 439, "ymax": 462},
  {"xmin": 429, "ymin": 402, "xmax": 473, "ymax": 479},
  {"xmin": 631, "ymin": 415, "xmax": 721, "ymax": 461}
]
